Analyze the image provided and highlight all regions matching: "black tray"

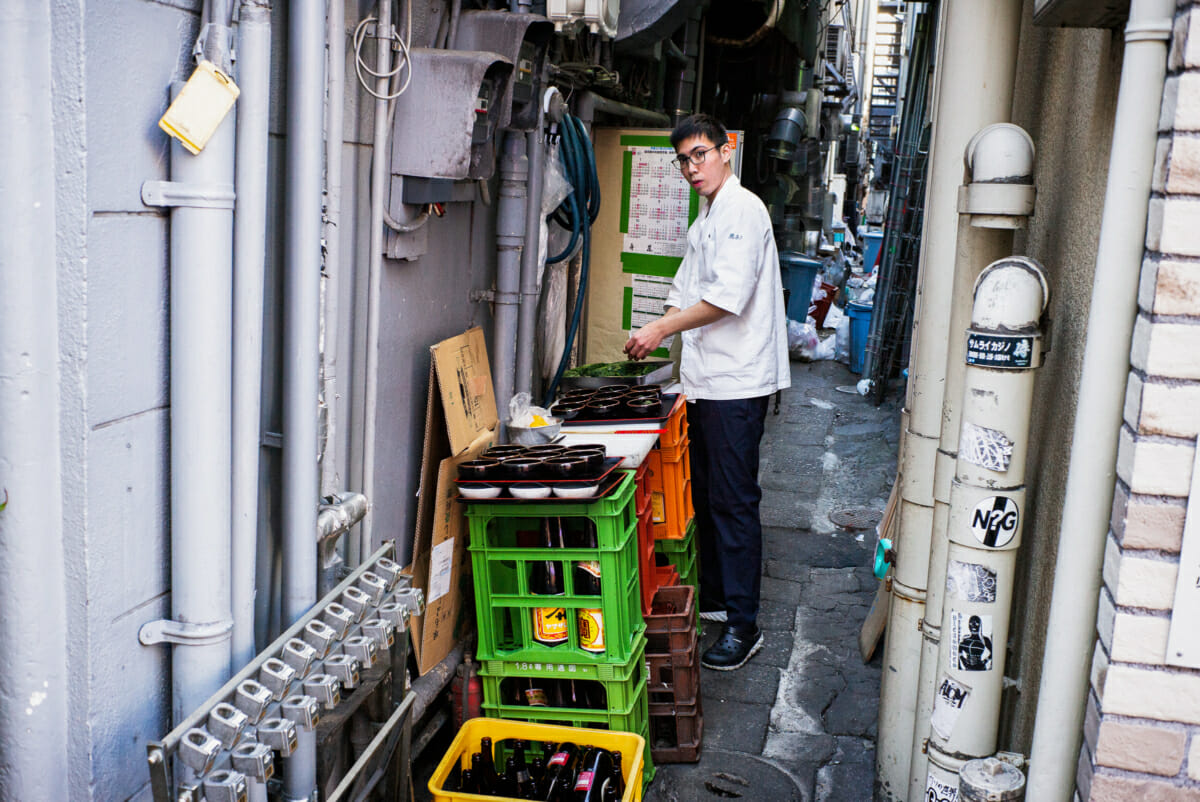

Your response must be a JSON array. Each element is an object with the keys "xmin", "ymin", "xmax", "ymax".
[
  {"xmin": 456, "ymin": 466, "xmax": 627, "ymax": 504},
  {"xmin": 556, "ymin": 393, "xmax": 680, "ymax": 427},
  {"xmin": 455, "ymin": 456, "xmax": 626, "ymax": 486}
]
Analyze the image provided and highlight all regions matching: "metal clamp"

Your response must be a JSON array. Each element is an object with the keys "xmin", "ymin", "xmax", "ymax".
[
  {"xmin": 256, "ymin": 717, "xmax": 299, "ymax": 758},
  {"xmin": 178, "ymin": 728, "xmax": 223, "ymax": 774},
  {"xmin": 282, "ymin": 638, "xmax": 318, "ymax": 676},
  {"xmin": 344, "ymin": 635, "xmax": 378, "ymax": 669},
  {"xmin": 234, "ymin": 680, "xmax": 273, "ymax": 724},
  {"xmin": 208, "ymin": 703, "xmax": 249, "ymax": 749},
  {"xmin": 259, "ymin": 658, "xmax": 298, "ymax": 701},
  {"xmin": 362, "ymin": 618, "xmax": 395, "ymax": 650},
  {"xmin": 358, "ymin": 571, "xmax": 388, "ymax": 604},
  {"xmin": 373, "ymin": 557, "xmax": 404, "ymax": 589},
  {"xmin": 323, "ymin": 602, "xmax": 356, "ymax": 638},
  {"xmin": 282, "ymin": 694, "xmax": 320, "ymax": 731},
  {"xmin": 139, "ymin": 617, "xmax": 234, "ymax": 647},
  {"xmin": 231, "ymin": 741, "xmax": 275, "ymax": 782},
  {"xmin": 202, "ymin": 770, "xmax": 248, "ymax": 802},
  {"xmin": 303, "ymin": 673, "xmax": 342, "ymax": 709},
  {"xmin": 141, "ymin": 180, "xmax": 236, "ymax": 210},
  {"xmin": 341, "ymin": 586, "xmax": 373, "ymax": 621},
  {"xmin": 326, "ymin": 654, "xmax": 362, "ymax": 690}
]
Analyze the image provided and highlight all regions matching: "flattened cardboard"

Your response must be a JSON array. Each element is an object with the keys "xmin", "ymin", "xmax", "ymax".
[{"xmin": 408, "ymin": 327, "xmax": 497, "ymax": 675}]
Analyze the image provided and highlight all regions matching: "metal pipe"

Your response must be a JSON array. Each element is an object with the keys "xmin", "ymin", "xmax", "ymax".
[
  {"xmin": 317, "ymin": 492, "xmax": 369, "ymax": 595},
  {"xmin": 283, "ymin": 0, "xmax": 325, "ymax": 795},
  {"xmin": 165, "ymin": 85, "xmax": 237, "ymax": 725},
  {"xmin": 875, "ymin": 1, "xmax": 1023, "ymax": 797},
  {"xmin": 0, "ymin": 2, "xmax": 69, "ymax": 795},
  {"xmin": 576, "ymin": 91, "xmax": 671, "ymax": 127},
  {"xmin": 1026, "ymin": 2, "xmax": 1174, "ymax": 798},
  {"xmin": 322, "ymin": 0, "xmax": 346, "ymax": 500},
  {"xmin": 925, "ymin": 257, "xmax": 1048, "ymax": 791},
  {"xmin": 516, "ymin": 122, "xmax": 546, "ymax": 397},
  {"xmin": 494, "ymin": 132, "xmax": 529, "ymax": 436},
  {"xmin": 359, "ymin": 0, "xmax": 393, "ymax": 561},
  {"xmin": 908, "ymin": 124, "xmax": 1034, "ymax": 800},
  {"xmin": 232, "ymin": 0, "xmax": 272, "ymax": 671}
]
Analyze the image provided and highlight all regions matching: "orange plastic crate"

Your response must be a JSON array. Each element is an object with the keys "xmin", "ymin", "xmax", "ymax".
[{"xmin": 645, "ymin": 443, "xmax": 693, "ymax": 541}]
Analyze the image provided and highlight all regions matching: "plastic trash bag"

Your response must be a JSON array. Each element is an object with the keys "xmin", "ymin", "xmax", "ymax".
[
  {"xmin": 813, "ymin": 334, "xmax": 837, "ymax": 361},
  {"xmin": 508, "ymin": 392, "xmax": 554, "ymax": 428},
  {"xmin": 788, "ymin": 319, "xmax": 820, "ymax": 361},
  {"xmin": 835, "ymin": 312, "xmax": 851, "ymax": 364},
  {"xmin": 824, "ymin": 302, "xmax": 846, "ymax": 331}
]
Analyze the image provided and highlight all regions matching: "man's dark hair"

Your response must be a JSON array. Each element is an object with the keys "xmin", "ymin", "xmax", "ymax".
[{"xmin": 670, "ymin": 113, "xmax": 729, "ymax": 150}]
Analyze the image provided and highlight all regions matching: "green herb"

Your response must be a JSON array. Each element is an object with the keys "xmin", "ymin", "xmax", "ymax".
[{"xmin": 563, "ymin": 361, "xmax": 661, "ymax": 378}]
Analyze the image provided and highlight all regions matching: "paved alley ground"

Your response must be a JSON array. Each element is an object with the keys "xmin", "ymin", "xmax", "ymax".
[{"xmin": 647, "ymin": 359, "xmax": 902, "ymax": 802}]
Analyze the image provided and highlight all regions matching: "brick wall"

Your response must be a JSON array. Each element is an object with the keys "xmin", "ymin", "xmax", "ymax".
[{"xmin": 1079, "ymin": 5, "xmax": 1200, "ymax": 800}]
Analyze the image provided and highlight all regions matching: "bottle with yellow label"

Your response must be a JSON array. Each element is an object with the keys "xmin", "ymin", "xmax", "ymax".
[
  {"xmin": 574, "ymin": 559, "xmax": 605, "ymax": 654},
  {"xmin": 530, "ymin": 518, "xmax": 568, "ymax": 647}
]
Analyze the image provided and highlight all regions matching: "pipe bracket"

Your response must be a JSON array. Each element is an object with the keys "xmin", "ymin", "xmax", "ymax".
[
  {"xmin": 142, "ymin": 180, "xmax": 236, "ymax": 209},
  {"xmin": 140, "ymin": 617, "xmax": 235, "ymax": 647},
  {"xmin": 957, "ymin": 184, "xmax": 1035, "ymax": 218}
]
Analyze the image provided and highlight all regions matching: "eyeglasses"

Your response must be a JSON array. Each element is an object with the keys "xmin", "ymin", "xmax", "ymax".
[{"xmin": 673, "ymin": 145, "xmax": 723, "ymax": 170}]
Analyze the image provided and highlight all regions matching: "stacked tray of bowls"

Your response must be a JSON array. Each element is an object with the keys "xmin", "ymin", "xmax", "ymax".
[
  {"xmin": 549, "ymin": 384, "xmax": 666, "ymax": 423},
  {"xmin": 456, "ymin": 443, "xmax": 624, "ymax": 501}
]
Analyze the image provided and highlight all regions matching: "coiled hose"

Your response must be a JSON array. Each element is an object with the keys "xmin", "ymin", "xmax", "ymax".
[{"xmin": 543, "ymin": 114, "xmax": 600, "ymax": 406}]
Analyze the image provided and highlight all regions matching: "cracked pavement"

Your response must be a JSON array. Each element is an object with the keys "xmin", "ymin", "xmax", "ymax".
[{"xmin": 649, "ymin": 359, "xmax": 902, "ymax": 802}]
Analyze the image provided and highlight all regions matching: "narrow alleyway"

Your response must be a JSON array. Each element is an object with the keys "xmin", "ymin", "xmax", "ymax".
[{"xmin": 648, "ymin": 359, "xmax": 902, "ymax": 802}]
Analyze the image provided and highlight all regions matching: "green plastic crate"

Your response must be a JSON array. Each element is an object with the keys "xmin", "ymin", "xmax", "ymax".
[
  {"xmin": 654, "ymin": 521, "xmax": 698, "ymax": 630},
  {"xmin": 467, "ymin": 474, "xmax": 645, "ymax": 664}
]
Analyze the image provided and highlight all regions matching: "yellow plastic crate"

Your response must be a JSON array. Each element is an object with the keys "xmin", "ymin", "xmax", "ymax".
[{"xmin": 430, "ymin": 718, "xmax": 645, "ymax": 802}]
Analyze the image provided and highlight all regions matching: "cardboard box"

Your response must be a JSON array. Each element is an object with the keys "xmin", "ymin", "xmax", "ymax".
[{"xmin": 408, "ymin": 327, "xmax": 497, "ymax": 675}]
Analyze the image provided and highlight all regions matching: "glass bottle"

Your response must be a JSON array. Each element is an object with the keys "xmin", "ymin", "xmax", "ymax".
[{"xmin": 530, "ymin": 518, "xmax": 569, "ymax": 647}]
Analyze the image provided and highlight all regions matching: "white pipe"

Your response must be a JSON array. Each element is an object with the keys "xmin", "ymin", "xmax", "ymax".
[
  {"xmin": 232, "ymin": 0, "xmax": 272, "ymax": 671},
  {"xmin": 908, "ymin": 124, "xmax": 1035, "ymax": 800},
  {"xmin": 322, "ymin": 0, "xmax": 346, "ymax": 500},
  {"xmin": 876, "ymin": 1, "xmax": 1023, "ymax": 796},
  {"xmin": 493, "ymin": 131, "xmax": 529, "ymax": 438},
  {"xmin": 0, "ymin": 2, "xmax": 69, "ymax": 794},
  {"xmin": 1026, "ymin": 2, "xmax": 1174, "ymax": 798},
  {"xmin": 925, "ymin": 258, "xmax": 1047, "ymax": 790},
  {"xmin": 168, "ymin": 88, "xmax": 237, "ymax": 721},
  {"xmin": 281, "ymin": 0, "xmax": 324, "ymax": 792},
  {"xmin": 359, "ymin": 0, "xmax": 392, "ymax": 562}
]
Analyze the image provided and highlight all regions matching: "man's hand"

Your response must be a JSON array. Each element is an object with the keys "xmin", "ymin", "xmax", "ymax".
[{"xmin": 624, "ymin": 320, "xmax": 664, "ymax": 360}]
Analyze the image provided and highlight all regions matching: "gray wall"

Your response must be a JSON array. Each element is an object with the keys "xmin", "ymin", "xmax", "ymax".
[
  {"xmin": 51, "ymin": 1, "xmax": 499, "ymax": 798},
  {"xmin": 1003, "ymin": 6, "xmax": 1124, "ymax": 754}
]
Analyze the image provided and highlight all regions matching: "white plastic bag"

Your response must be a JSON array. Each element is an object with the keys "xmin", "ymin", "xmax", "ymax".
[
  {"xmin": 508, "ymin": 392, "xmax": 554, "ymax": 428},
  {"xmin": 813, "ymin": 334, "xmax": 837, "ymax": 361},
  {"xmin": 824, "ymin": 302, "xmax": 846, "ymax": 331},
  {"xmin": 835, "ymin": 313, "xmax": 851, "ymax": 364},
  {"xmin": 788, "ymin": 320, "xmax": 820, "ymax": 361}
]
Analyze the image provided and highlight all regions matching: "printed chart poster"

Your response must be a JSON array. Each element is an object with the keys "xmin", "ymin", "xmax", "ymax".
[
  {"xmin": 616, "ymin": 133, "xmax": 740, "ymax": 358},
  {"xmin": 950, "ymin": 611, "xmax": 994, "ymax": 672}
]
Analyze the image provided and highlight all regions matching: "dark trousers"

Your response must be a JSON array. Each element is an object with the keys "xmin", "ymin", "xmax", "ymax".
[{"xmin": 689, "ymin": 395, "xmax": 769, "ymax": 629}]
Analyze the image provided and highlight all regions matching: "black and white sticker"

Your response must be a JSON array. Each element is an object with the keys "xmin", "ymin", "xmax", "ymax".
[
  {"xmin": 965, "ymin": 332, "xmax": 1036, "ymax": 369},
  {"xmin": 950, "ymin": 611, "xmax": 994, "ymax": 672},
  {"xmin": 969, "ymin": 496, "xmax": 1019, "ymax": 548},
  {"xmin": 930, "ymin": 675, "xmax": 970, "ymax": 741},
  {"xmin": 925, "ymin": 773, "xmax": 958, "ymax": 802},
  {"xmin": 960, "ymin": 422, "xmax": 1014, "ymax": 473},
  {"xmin": 946, "ymin": 560, "xmax": 998, "ymax": 603}
]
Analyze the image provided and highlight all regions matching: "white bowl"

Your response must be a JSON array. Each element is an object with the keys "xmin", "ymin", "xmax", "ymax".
[
  {"xmin": 552, "ymin": 483, "xmax": 599, "ymax": 499},
  {"xmin": 459, "ymin": 484, "xmax": 502, "ymax": 499},
  {"xmin": 510, "ymin": 483, "xmax": 552, "ymax": 500}
]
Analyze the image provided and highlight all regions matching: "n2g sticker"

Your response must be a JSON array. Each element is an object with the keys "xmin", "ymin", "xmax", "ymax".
[{"xmin": 970, "ymin": 496, "xmax": 1019, "ymax": 548}]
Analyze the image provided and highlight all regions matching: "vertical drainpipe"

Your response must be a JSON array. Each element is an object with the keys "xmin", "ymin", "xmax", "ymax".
[
  {"xmin": 232, "ymin": 0, "xmax": 272, "ymax": 670},
  {"xmin": 924, "ymin": 257, "xmax": 1048, "ymax": 795},
  {"xmin": 515, "ymin": 111, "xmax": 547, "ymax": 396},
  {"xmin": 0, "ymin": 2, "xmax": 69, "ymax": 796},
  {"xmin": 359, "ymin": 0, "xmax": 392, "ymax": 560},
  {"xmin": 874, "ymin": 1, "xmax": 1023, "ymax": 798},
  {"xmin": 1026, "ymin": 2, "xmax": 1175, "ymax": 798},
  {"xmin": 322, "ymin": 0, "xmax": 346, "ymax": 502},
  {"xmin": 283, "ymin": 0, "xmax": 326, "ymax": 797},
  {"xmin": 494, "ymin": 131, "xmax": 529, "ymax": 438},
  {"xmin": 907, "ymin": 124, "xmax": 1035, "ymax": 800}
]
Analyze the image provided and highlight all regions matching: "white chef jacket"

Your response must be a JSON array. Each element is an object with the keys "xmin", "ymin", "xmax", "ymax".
[{"xmin": 664, "ymin": 174, "xmax": 791, "ymax": 401}]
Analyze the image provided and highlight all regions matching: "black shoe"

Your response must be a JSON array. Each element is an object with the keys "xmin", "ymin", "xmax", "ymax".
[
  {"xmin": 701, "ymin": 624, "xmax": 764, "ymax": 670},
  {"xmin": 699, "ymin": 599, "xmax": 727, "ymax": 622}
]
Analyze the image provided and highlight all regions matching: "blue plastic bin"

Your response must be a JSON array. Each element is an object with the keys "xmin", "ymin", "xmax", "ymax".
[
  {"xmin": 847, "ymin": 302, "xmax": 873, "ymax": 375},
  {"xmin": 779, "ymin": 252, "xmax": 822, "ymax": 322},
  {"xmin": 862, "ymin": 230, "xmax": 884, "ymax": 272}
]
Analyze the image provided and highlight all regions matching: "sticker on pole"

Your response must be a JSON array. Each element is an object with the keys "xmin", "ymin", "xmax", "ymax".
[
  {"xmin": 950, "ymin": 611, "xmax": 994, "ymax": 672},
  {"xmin": 969, "ymin": 496, "xmax": 1019, "ymax": 548},
  {"xmin": 925, "ymin": 773, "xmax": 959, "ymax": 802},
  {"xmin": 965, "ymin": 331, "xmax": 1038, "ymax": 369},
  {"xmin": 930, "ymin": 675, "xmax": 971, "ymax": 741},
  {"xmin": 960, "ymin": 422, "xmax": 1014, "ymax": 473},
  {"xmin": 946, "ymin": 560, "xmax": 998, "ymax": 602}
]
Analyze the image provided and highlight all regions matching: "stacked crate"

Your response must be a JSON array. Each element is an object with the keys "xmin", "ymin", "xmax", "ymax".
[
  {"xmin": 634, "ymin": 458, "xmax": 678, "ymax": 615},
  {"xmin": 643, "ymin": 397, "xmax": 698, "ymax": 621},
  {"xmin": 465, "ymin": 470, "xmax": 655, "ymax": 784},
  {"xmin": 644, "ymin": 585, "xmax": 703, "ymax": 762}
]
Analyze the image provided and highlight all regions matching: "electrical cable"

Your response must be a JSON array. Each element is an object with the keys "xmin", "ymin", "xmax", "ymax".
[
  {"xmin": 353, "ymin": 3, "xmax": 414, "ymax": 100},
  {"xmin": 542, "ymin": 114, "xmax": 600, "ymax": 405}
]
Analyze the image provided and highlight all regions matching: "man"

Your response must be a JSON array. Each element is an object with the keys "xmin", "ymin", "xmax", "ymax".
[{"xmin": 625, "ymin": 114, "xmax": 789, "ymax": 670}]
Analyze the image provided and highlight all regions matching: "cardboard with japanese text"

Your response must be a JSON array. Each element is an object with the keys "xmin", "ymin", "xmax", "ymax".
[{"xmin": 408, "ymin": 327, "xmax": 497, "ymax": 675}]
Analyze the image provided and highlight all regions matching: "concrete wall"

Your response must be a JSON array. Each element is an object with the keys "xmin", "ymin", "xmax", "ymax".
[
  {"xmin": 46, "ymin": 1, "xmax": 499, "ymax": 798},
  {"xmin": 1000, "ymin": 3, "xmax": 1124, "ymax": 759},
  {"xmin": 1078, "ymin": 6, "xmax": 1200, "ymax": 799}
]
